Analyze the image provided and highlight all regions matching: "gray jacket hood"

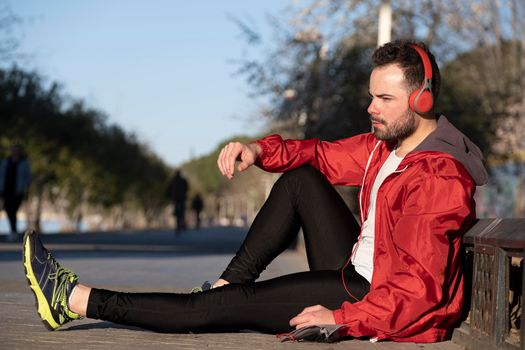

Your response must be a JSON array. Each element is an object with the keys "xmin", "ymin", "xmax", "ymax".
[{"xmin": 412, "ymin": 115, "xmax": 488, "ymax": 186}]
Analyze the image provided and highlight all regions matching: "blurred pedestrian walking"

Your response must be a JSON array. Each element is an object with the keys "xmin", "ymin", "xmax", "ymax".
[
  {"xmin": 192, "ymin": 193, "xmax": 204, "ymax": 230},
  {"xmin": 0, "ymin": 143, "xmax": 31, "ymax": 241},
  {"xmin": 167, "ymin": 170, "xmax": 188, "ymax": 235}
]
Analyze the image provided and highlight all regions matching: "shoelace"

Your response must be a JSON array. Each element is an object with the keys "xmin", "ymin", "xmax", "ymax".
[{"xmin": 47, "ymin": 254, "xmax": 76, "ymax": 319}]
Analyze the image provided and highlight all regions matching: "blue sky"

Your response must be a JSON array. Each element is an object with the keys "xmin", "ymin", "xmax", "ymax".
[{"xmin": 4, "ymin": 1, "xmax": 289, "ymax": 166}]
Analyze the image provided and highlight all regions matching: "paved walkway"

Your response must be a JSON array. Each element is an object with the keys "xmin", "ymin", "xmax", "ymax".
[{"xmin": 0, "ymin": 228, "xmax": 464, "ymax": 349}]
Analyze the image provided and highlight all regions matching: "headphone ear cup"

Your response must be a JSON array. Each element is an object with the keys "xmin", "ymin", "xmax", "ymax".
[
  {"xmin": 409, "ymin": 89, "xmax": 420, "ymax": 112},
  {"xmin": 409, "ymin": 88, "xmax": 433, "ymax": 114}
]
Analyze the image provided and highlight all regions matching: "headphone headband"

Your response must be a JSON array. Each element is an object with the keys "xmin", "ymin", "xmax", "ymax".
[{"xmin": 409, "ymin": 44, "xmax": 433, "ymax": 80}]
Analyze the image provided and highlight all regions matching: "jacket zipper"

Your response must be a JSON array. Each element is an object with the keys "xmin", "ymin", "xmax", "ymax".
[{"xmin": 340, "ymin": 141, "xmax": 382, "ymax": 300}]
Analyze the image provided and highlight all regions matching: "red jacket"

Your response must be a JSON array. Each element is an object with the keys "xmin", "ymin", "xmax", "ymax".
[{"xmin": 254, "ymin": 116, "xmax": 487, "ymax": 343}]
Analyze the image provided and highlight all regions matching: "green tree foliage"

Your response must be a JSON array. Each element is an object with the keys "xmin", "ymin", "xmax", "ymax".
[
  {"xmin": 0, "ymin": 67, "xmax": 171, "ymax": 228},
  {"xmin": 439, "ymin": 40, "xmax": 524, "ymax": 157},
  {"xmin": 181, "ymin": 136, "xmax": 255, "ymax": 195},
  {"xmin": 299, "ymin": 44, "xmax": 374, "ymax": 140}
]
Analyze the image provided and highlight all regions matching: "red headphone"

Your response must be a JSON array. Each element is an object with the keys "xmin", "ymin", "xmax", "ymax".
[{"xmin": 408, "ymin": 44, "xmax": 433, "ymax": 114}]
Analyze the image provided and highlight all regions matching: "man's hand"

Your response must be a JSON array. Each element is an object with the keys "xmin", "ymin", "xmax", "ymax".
[
  {"xmin": 217, "ymin": 142, "xmax": 261, "ymax": 180},
  {"xmin": 289, "ymin": 305, "xmax": 336, "ymax": 329},
  {"xmin": 212, "ymin": 278, "xmax": 230, "ymax": 289}
]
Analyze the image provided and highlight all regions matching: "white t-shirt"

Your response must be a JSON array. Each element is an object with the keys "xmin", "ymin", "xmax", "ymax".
[{"xmin": 352, "ymin": 149, "xmax": 404, "ymax": 282}]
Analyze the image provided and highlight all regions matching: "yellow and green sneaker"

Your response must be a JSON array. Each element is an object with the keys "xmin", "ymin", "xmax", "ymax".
[{"xmin": 23, "ymin": 230, "xmax": 81, "ymax": 331}]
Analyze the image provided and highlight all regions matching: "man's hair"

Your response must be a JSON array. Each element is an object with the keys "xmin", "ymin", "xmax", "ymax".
[{"xmin": 372, "ymin": 40, "xmax": 441, "ymax": 100}]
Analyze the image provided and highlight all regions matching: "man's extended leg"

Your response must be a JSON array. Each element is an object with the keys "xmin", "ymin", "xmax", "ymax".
[
  {"xmin": 84, "ymin": 267, "xmax": 369, "ymax": 333},
  {"xmin": 220, "ymin": 166, "xmax": 361, "ymax": 284},
  {"xmin": 24, "ymin": 218, "xmax": 369, "ymax": 333}
]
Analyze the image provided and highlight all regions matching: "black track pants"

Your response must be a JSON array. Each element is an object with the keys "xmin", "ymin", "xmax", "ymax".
[{"xmin": 87, "ymin": 166, "xmax": 369, "ymax": 333}]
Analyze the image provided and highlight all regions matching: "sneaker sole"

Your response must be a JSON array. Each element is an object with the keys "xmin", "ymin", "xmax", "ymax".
[{"xmin": 22, "ymin": 230, "xmax": 61, "ymax": 331}]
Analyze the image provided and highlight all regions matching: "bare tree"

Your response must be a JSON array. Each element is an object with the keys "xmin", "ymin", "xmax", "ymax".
[{"xmin": 0, "ymin": 4, "xmax": 21, "ymax": 61}]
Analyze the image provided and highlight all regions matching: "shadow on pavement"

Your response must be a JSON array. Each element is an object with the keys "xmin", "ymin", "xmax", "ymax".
[{"xmin": 64, "ymin": 321, "xmax": 147, "ymax": 332}]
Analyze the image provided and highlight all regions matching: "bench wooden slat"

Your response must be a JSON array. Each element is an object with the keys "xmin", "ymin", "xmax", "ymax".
[{"xmin": 463, "ymin": 218, "xmax": 525, "ymax": 249}]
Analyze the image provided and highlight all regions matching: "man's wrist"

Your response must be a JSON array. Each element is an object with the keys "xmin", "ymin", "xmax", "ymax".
[{"xmin": 248, "ymin": 142, "xmax": 262, "ymax": 159}]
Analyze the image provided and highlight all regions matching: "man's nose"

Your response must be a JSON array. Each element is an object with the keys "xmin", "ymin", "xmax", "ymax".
[{"xmin": 367, "ymin": 99, "xmax": 378, "ymax": 115}]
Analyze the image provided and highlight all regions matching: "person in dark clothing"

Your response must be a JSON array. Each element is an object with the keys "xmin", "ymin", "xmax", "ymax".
[
  {"xmin": 23, "ymin": 40, "xmax": 488, "ymax": 343},
  {"xmin": 167, "ymin": 170, "xmax": 188, "ymax": 235},
  {"xmin": 0, "ymin": 144, "xmax": 31, "ymax": 240},
  {"xmin": 191, "ymin": 193, "xmax": 204, "ymax": 229}
]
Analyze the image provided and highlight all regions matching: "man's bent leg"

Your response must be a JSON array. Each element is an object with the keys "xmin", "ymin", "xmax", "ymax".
[
  {"xmin": 86, "ymin": 267, "xmax": 369, "ymax": 333},
  {"xmin": 220, "ymin": 166, "xmax": 360, "ymax": 284}
]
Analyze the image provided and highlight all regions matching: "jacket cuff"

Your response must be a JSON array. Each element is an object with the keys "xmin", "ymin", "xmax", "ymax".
[{"xmin": 253, "ymin": 139, "xmax": 270, "ymax": 164}]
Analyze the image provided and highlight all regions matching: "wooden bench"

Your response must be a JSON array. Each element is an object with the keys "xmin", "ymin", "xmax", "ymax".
[{"xmin": 452, "ymin": 218, "xmax": 525, "ymax": 350}]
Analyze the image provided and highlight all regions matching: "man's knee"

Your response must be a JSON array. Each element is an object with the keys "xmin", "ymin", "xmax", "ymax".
[
  {"xmin": 277, "ymin": 165, "xmax": 326, "ymax": 188},
  {"xmin": 283, "ymin": 165, "xmax": 323, "ymax": 179}
]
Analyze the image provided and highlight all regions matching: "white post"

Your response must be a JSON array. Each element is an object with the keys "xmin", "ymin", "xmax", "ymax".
[{"xmin": 378, "ymin": 0, "xmax": 392, "ymax": 47}]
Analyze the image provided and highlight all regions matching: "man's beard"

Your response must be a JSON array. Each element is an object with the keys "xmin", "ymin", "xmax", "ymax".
[{"xmin": 371, "ymin": 109, "xmax": 417, "ymax": 142}]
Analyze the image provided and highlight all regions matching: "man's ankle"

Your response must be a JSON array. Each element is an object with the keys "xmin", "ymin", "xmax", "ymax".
[{"xmin": 68, "ymin": 284, "xmax": 90, "ymax": 316}]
